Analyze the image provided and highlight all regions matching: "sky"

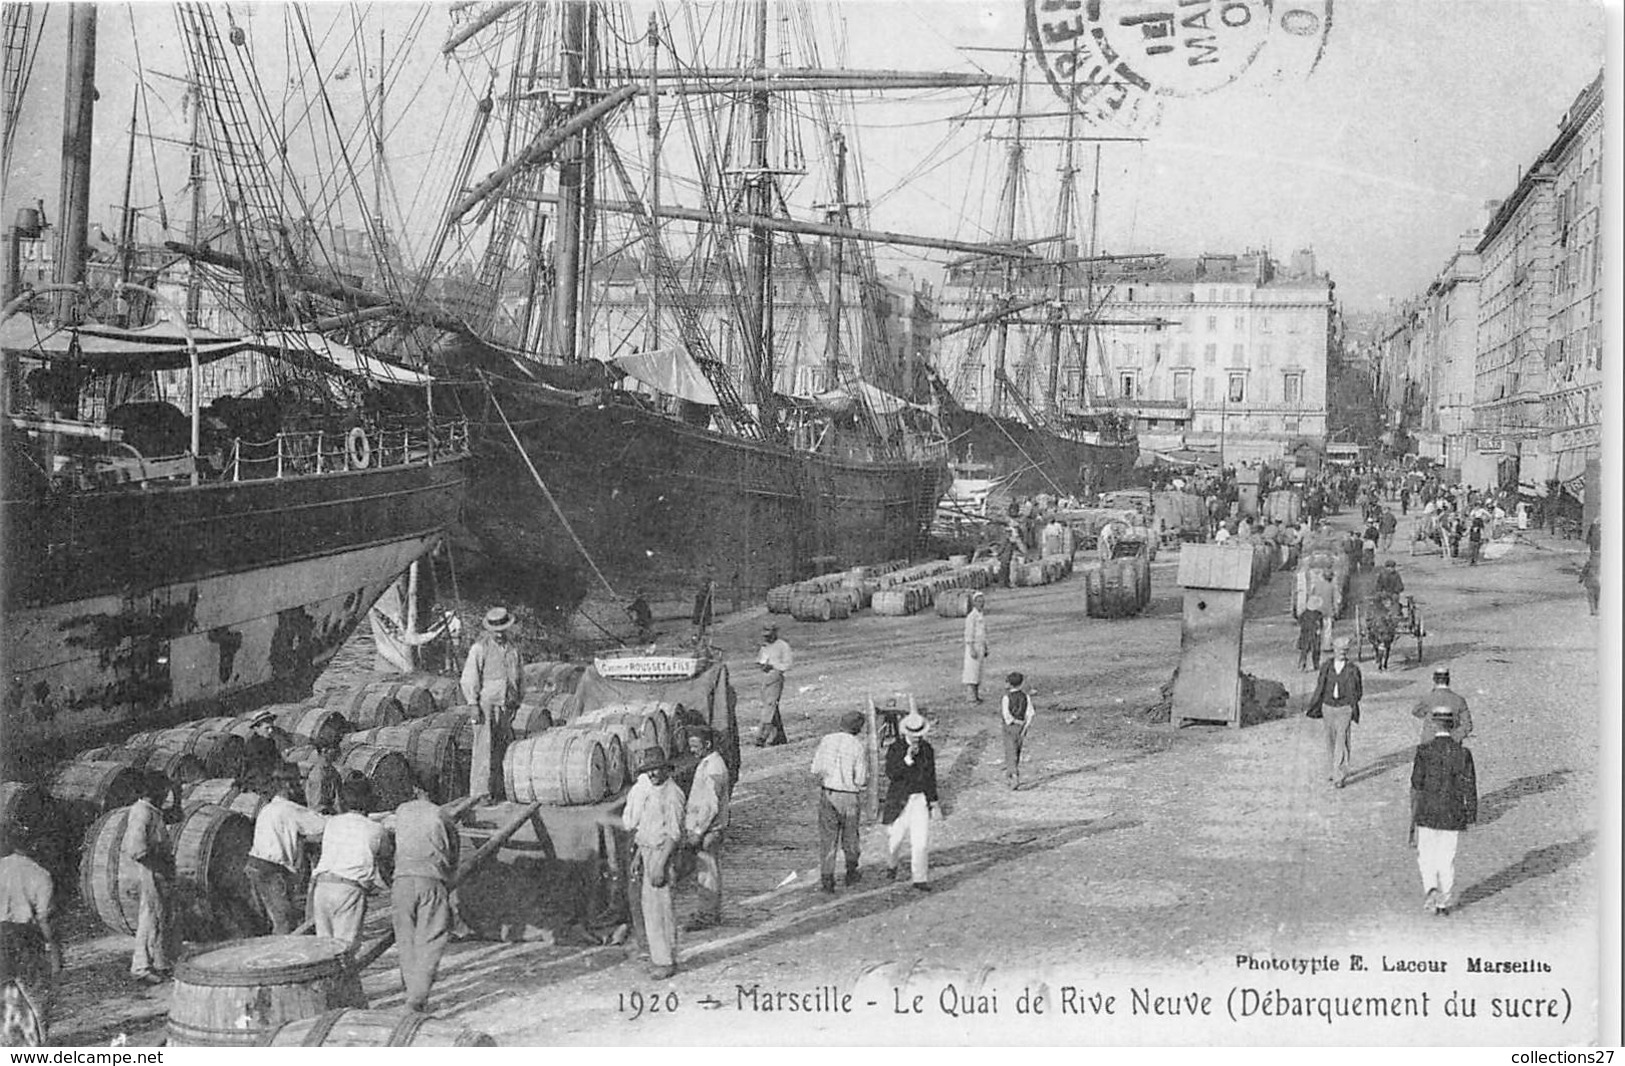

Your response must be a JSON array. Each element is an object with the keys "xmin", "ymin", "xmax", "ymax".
[{"xmin": 3, "ymin": 0, "xmax": 1613, "ymax": 311}]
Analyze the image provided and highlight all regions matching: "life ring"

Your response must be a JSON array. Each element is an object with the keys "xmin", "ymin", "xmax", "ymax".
[{"xmin": 346, "ymin": 426, "xmax": 372, "ymax": 470}]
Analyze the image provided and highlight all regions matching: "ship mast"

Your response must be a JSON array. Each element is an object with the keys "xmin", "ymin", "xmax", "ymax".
[
  {"xmin": 988, "ymin": 46, "xmax": 1028, "ymax": 419},
  {"xmin": 1045, "ymin": 100, "xmax": 1082, "ymax": 416},
  {"xmin": 746, "ymin": 0, "xmax": 775, "ymax": 432},
  {"xmin": 823, "ymin": 131, "xmax": 847, "ymax": 383},
  {"xmin": 1080, "ymin": 143, "xmax": 1101, "ymax": 410},
  {"xmin": 550, "ymin": 0, "xmax": 591, "ymax": 361},
  {"xmin": 54, "ymin": 4, "xmax": 97, "ymax": 323},
  {"xmin": 643, "ymin": 12, "xmax": 661, "ymax": 351}
]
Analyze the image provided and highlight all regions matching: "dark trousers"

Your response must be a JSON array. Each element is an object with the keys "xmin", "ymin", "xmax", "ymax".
[
  {"xmin": 1002, "ymin": 722, "xmax": 1027, "ymax": 783},
  {"xmin": 817, "ymin": 789, "xmax": 861, "ymax": 878},
  {"xmin": 244, "ymin": 856, "xmax": 301, "ymax": 934}
]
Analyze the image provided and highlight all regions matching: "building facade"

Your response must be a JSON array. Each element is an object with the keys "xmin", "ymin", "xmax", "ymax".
[{"xmin": 936, "ymin": 249, "xmax": 1333, "ymax": 463}]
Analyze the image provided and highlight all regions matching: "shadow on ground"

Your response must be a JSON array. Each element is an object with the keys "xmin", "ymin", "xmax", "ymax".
[
  {"xmin": 1455, "ymin": 832, "xmax": 1596, "ymax": 911},
  {"xmin": 1475, "ymin": 769, "xmax": 1575, "ymax": 828}
]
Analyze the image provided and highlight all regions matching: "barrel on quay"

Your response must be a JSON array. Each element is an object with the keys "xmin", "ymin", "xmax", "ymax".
[
  {"xmin": 167, "ymin": 936, "xmax": 367, "ymax": 1047},
  {"xmin": 258, "ymin": 1010, "xmax": 496, "ymax": 1047}
]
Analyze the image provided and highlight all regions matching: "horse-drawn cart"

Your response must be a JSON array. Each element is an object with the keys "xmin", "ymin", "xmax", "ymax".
[{"xmin": 1354, "ymin": 593, "xmax": 1425, "ymax": 669}]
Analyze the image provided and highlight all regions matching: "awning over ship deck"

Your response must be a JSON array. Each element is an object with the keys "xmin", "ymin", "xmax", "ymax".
[
  {"xmin": 609, "ymin": 347, "xmax": 720, "ymax": 406},
  {"xmin": 1, "ymin": 316, "xmax": 432, "ymax": 385}
]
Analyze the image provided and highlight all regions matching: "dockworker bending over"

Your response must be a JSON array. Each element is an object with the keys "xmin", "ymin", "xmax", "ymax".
[
  {"xmin": 622, "ymin": 747, "xmax": 685, "ymax": 980},
  {"xmin": 309, "ymin": 778, "xmax": 392, "ymax": 953},
  {"xmin": 681, "ymin": 727, "xmax": 731, "ymax": 931},
  {"xmin": 387, "ymin": 786, "xmax": 459, "ymax": 1013},
  {"xmin": 462, "ymin": 606, "xmax": 524, "ymax": 801},
  {"xmin": 244, "ymin": 767, "xmax": 327, "ymax": 933},
  {"xmin": 810, "ymin": 710, "xmax": 869, "ymax": 893}
]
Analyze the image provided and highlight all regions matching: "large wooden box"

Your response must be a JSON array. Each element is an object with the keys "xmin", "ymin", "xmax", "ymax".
[{"xmin": 1177, "ymin": 544, "xmax": 1255, "ymax": 591}]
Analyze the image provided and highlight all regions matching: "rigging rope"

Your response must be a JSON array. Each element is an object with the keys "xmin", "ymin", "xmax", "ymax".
[{"xmin": 481, "ymin": 373, "xmax": 619, "ymax": 601}]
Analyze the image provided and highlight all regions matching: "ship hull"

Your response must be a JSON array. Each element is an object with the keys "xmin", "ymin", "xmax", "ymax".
[
  {"xmin": 944, "ymin": 410, "xmax": 1138, "ymax": 499},
  {"xmin": 2, "ymin": 458, "xmax": 468, "ymax": 764},
  {"xmin": 460, "ymin": 391, "xmax": 949, "ymax": 608}
]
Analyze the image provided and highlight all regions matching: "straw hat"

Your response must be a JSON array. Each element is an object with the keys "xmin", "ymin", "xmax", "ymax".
[
  {"xmin": 250, "ymin": 708, "xmax": 278, "ymax": 727},
  {"xmin": 900, "ymin": 711, "xmax": 930, "ymax": 738},
  {"xmin": 483, "ymin": 606, "xmax": 516, "ymax": 632},
  {"xmin": 1332, "ymin": 636, "xmax": 1351, "ymax": 653}
]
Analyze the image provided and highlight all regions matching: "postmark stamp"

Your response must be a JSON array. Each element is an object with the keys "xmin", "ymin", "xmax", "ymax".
[{"xmin": 1026, "ymin": 0, "xmax": 1334, "ymax": 126}]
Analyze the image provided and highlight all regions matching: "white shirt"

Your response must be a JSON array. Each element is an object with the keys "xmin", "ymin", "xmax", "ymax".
[
  {"xmin": 810, "ymin": 732, "xmax": 869, "ymax": 792},
  {"xmin": 313, "ymin": 812, "xmax": 391, "ymax": 890},
  {"xmin": 1213, "ymin": 527, "xmax": 1232, "ymax": 543},
  {"xmin": 684, "ymin": 752, "xmax": 731, "ymax": 838},
  {"xmin": 1001, "ymin": 690, "xmax": 1036, "ymax": 727},
  {"xmin": 757, "ymin": 638, "xmax": 793, "ymax": 674},
  {"xmin": 249, "ymin": 795, "xmax": 328, "ymax": 871},
  {"xmin": 623, "ymin": 774, "xmax": 685, "ymax": 850}
]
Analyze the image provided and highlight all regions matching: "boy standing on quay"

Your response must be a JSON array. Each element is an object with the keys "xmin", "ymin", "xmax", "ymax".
[{"xmin": 999, "ymin": 672, "xmax": 1035, "ymax": 790}]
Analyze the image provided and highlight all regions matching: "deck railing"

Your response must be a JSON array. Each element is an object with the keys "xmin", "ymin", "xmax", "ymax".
[{"xmin": 224, "ymin": 418, "xmax": 470, "ymax": 482}]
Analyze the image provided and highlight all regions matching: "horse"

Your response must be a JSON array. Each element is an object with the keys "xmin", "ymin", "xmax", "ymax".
[{"xmin": 1365, "ymin": 594, "xmax": 1400, "ymax": 671}]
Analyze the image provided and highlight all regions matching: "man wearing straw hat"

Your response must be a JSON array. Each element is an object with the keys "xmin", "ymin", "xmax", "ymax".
[
  {"xmin": 623, "ymin": 746, "xmax": 685, "ymax": 979},
  {"xmin": 882, "ymin": 710, "xmax": 941, "ymax": 891},
  {"xmin": 461, "ymin": 606, "xmax": 525, "ymax": 801},
  {"xmin": 962, "ymin": 592, "xmax": 988, "ymax": 705},
  {"xmin": 1409, "ymin": 704, "xmax": 1478, "ymax": 916},
  {"xmin": 1306, "ymin": 636, "xmax": 1363, "ymax": 789}
]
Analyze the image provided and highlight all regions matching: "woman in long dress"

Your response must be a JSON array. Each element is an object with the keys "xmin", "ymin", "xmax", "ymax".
[{"xmin": 962, "ymin": 592, "xmax": 988, "ymax": 704}]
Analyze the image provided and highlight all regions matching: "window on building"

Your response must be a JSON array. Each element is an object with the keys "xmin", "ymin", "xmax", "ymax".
[
  {"xmin": 1259, "ymin": 343, "xmax": 1272, "ymax": 365},
  {"xmin": 1283, "ymin": 372, "xmax": 1303, "ymax": 405},
  {"xmin": 1260, "ymin": 316, "xmax": 1272, "ymax": 333},
  {"xmin": 1201, "ymin": 418, "xmax": 1215, "ymax": 432},
  {"xmin": 1288, "ymin": 316, "xmax": 1301, "ymax": 333},
  {"xmin": 1173, "ymin": 370, "xmax": 1192, "ymax": 402},
  {"xmin": 1228, "ymin": 374, "xmax": 1246, "ymax": 403},
  {"xmin": 1207, "ymin": 315, "xmax": 1219, "ymax": 331},
  {"xmin": 1204, "ymin": 343, "xmax": 1217, "ymax": 364},
  {"xmin": 1202, "ymin": 377, "xmax": 1215, "ymax": 401},
  {"xmin": 1284, "ymin": 419, "xmax": 1300, "ymax": 434},
  {"xmin": 1231, "ymin": 343, "xmax": 1245, "ymax": 363},
  {"xmin": 1234, "ymin": 315, "xmax": 1246, "ymax": 331},
  {"xmin": 1178, "ymin": 342, "xmax": 1191, "ymax": 363},
  {"xmin": 1120, "ymin": 373, "xmax": 1136, "ymax": 399}
]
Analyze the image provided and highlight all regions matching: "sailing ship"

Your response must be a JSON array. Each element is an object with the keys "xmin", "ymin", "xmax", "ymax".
[
  {"xmin": 0, "ymin": 5, "xmax": 470, "ymax": 766},
  {"xmin": 931, "ymin": 44, "xmax": 1155, "ymax": 503},
  {"xmin": 401, "ymin": 0, "xmax": 1029, "ymax": 617}
]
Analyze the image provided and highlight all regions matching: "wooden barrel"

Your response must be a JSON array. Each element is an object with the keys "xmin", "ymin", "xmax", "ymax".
[
  {"xmin": 581, "ymin": 703, "xmax": 672, "ymax": 759},
  {"xmin": 336, "ymin": 745, "xmax": 416, "ymax": 811},
  {"xmin": 871, "ymin": 588, "xmax": 918, "ymax": 616},
  {"xmin": 171, "ymin": 803, "xmax": 257, "ymax": 940},
  {"xmin": 789, "ymin": 593, "xmax": 832, "ymax": 622},
  {"xmin": 139, "ymin": 748, "xmax": 209, "ymax": 788},
  {"xmin": 343, "ymin": 727, "xmax": 462, "ymax": 803},
  {"xmin": 167, "ymin": 936, "xmax": 367, "ymax": 1047},
  {"xmin": 510, "ymin": 701, "xmax": 554, "ymax": 738},
  {"xmin": 324, "ymin": 690, "xmax": 405, "ymax": 731},
  {"xmin": 356, "ymin": 682, "xmax": 436, "ymax": 721},
  {"xmin": 560, "ymin": 728, "xmax": 625, "ymax": 794},
  {"xmin": 182, "ymin": 779, "xmax": 268, "ymax": 820},
  {"xmin": 0, "ymin": 781, "xmax": 55, "ymax": 841},
  {"xmin": 398, "ymin": 674, "xmax": 463, "ymax": 713},
  {"xmin": 934, "ymin": 588, "xmax": 977, "ymax": 618},
  {"xmin": 411, "ymin": 710, "xmax": 476, "ymax": 751},
  {"xmin": 75, "ymin": 745, "xmax": 154, "ymax": 768},
  {"xmin": 266, "ymin": 705, "xmax": 352, "ymax": 749},
  {"xmin": 80, "ymin": 806, "xmax": 146, "ymax": 935},
  {"xmin": 502, "ymin": 731, "xmax": 607, "ymax": 806},
  {"xmin": 766, "ymin": 584, "xmax": 795, "ymax": 613},
  {"xmin": 47, "ymin": 761, "xmax": 146, "ymax": 830},
  {"xmin": 155, "ymin": 731, "xmax": 247, "ymax": 779},
  {"xmin": 259, "ymin": 1009, "xmax": 496, "ymax": 1047}
]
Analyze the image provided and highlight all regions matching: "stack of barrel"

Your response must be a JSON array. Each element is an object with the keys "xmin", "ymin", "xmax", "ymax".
[
  {"xmin": 872, "ymin": 560, "xmax": 1000, "ymax": 617},
  {"xmin": 1152, "ymin": 490, "xmax": 1209, "ymax": 545},
  {"xmin": 1082, "ymin": 533, "xmax": 1153, "ymax": 619},
  {"xmin": 1296, "ymin": 534, "xmax": 1351, "ymax": 618},
  {"xmin": 1264, "ymin": 488, "xmax": 1304, "ymax": 526},
  {"xmin": 502, "ymin": 699, "xmax": 675, "ymax": 807},
  {"xmin": 1247, "ymin": 540, "xmax": 1277, "ymax": 594},
  {"xmin": 767, "ymin": 559, "xmax": 920, "ymax": 622}
]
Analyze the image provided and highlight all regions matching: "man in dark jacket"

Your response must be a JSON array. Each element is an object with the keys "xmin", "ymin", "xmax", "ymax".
[
  {"xmin": 1410, "ymin": 706, "xmax": 1478, "ymax": 916},
  {"xmin": 1296, "ymin": 596, "xmax": 1326, "ymax": 671},
  {"xmin": 882, "ymin": 711, "xmax": 940, "ymax": 891},
  {"xmin": 1306, "ymin": 636, "xmax": 1363, "ymax": 788}
]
